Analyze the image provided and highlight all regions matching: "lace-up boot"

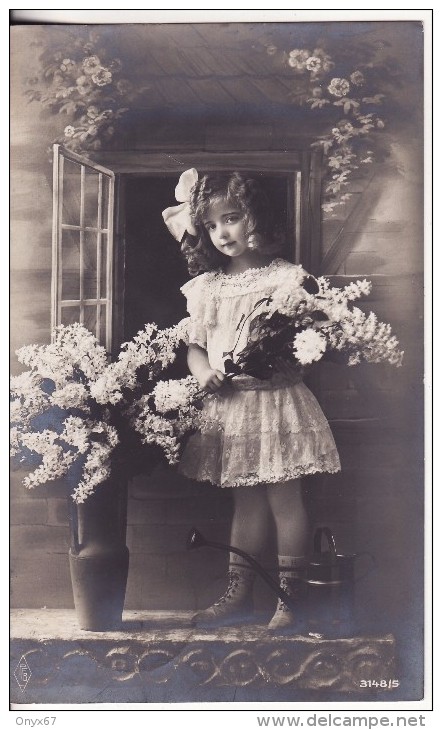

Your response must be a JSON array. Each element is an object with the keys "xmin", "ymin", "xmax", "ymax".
[
  {"xmin": 268, "ymin": 555, "xmax": 307, "ymax": 632},
  {"xmin": 192, "ymin": 557, "xmax": 255, "ymax": 627}
]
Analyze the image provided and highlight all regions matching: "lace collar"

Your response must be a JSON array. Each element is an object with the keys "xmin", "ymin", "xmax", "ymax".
[
  {"xmin": 209, "ymin": 258, "xmax": 292, "ymax": 297},
  {"xmin": 219, "ymin": 258, "xmax": 284, "ymax": 280}
]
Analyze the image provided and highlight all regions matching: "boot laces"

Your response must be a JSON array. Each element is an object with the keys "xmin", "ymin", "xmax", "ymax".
[
  {"xmin": 275, "ymin": 576, "xmax": 295, "ymax": 613},
  {"xmin": 215, "ymin": 570, "xmax": 241, "ymax": 606}
]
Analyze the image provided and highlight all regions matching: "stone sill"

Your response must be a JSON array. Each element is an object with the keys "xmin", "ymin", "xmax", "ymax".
[{"xmin": 11, "ymin": 609, "xmax": 397, "ymax": 704}]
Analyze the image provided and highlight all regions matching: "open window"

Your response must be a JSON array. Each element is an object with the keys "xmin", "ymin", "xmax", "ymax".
[{"xmin": 51, "ymin": 145, "xmax": 115, "ymax": 351}]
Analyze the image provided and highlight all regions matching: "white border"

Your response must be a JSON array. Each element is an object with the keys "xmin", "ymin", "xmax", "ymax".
[{"xmin": 7, "ymin": 5, "xmax": 434, "ymax": 721}]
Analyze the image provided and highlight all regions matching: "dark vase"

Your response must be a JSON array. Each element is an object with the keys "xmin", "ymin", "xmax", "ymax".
[{"xmin": 68, "ymin": 476, "xmax": 129, "ymax": 631}]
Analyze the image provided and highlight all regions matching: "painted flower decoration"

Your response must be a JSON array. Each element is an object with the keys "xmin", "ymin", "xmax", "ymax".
[
  {"xmin": 91, "ymin": 67, "xmax": 112, "ymax": 87},
  {"xmin": 350, "ymin": 70, "xmax": 365, "ymax": 86},
  {"xmin": 82, "ymin": 55, "xmax": 101, "ymax": 74},
  {"xmin": 25, "ymin": 30, "xmax": 391, "ymax": 214},
  {"xmin": 305, "ymin": 56, "xmax": 322, "ymax": 73},
  {"xmin": 60, "ymin": 58, "xmax": 75, "ymax": 72},
  {"xmin": 327, "ymin": 78, "xmax": 350, "ymax": 97},
  {"xmin": 288, "ymin": 49, "xmax": 310, "ymax": 70}
]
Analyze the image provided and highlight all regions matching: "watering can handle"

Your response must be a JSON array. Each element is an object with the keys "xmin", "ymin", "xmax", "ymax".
[{"xmin": 313, "ymin": 526, "xmax": 338, "ymax": 558}]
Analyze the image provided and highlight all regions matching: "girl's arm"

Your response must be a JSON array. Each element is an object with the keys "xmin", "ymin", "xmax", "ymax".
[{"xmin": 187, "ymin": 343, "xmax": 225, "ymax": 393}]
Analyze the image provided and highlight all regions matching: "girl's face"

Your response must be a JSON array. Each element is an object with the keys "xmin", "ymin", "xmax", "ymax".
[{"xmin": 203, "ymin": 198, "xmax": 249, "ymax": 258}]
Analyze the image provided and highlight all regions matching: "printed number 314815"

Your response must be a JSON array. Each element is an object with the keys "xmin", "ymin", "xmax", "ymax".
[{"xmin": 360, "ymin": 679, "xmax": 400, "ymax": 688}]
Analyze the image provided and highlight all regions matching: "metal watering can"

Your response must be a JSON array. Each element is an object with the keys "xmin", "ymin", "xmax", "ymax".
[
  {"xmin": 305, "ymin": 526, "xmax": 375, "ymax": 637},
  {"xmin": 187, "ymin": 526, "xmax": 375, "ymax": 637}
]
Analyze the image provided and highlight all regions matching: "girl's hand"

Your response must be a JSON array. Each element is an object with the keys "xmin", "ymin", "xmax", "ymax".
[{"xmin": 199, "ymin": 368, "xmax": 226, "ymax": 394}]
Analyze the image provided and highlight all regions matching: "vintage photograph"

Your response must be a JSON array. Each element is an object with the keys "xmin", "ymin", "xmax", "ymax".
[{"xmin": 10, "ymin": 13, "xmax": 426, "ymax": 706}]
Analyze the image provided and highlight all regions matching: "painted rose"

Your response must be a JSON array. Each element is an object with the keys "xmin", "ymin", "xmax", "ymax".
[
  {"xmin": 288, "ymin": 49, "xmax": 310, "ymax": 70},
  {"xmin": 82, "ymin": 55, "xmax": 101, "ymax": 74},
  {"xmin": 327, "ymin": 78, "xmax": 350, "ymax": 98},
  {"xmin": 306, "ymin": 56, "xmax": 322, "ymax": 73},
  {"xmin": 350, "ymin": 70, "xmax": 365, "ymax": 86},
  {"xmin": 91, "ymin": 67, "xmax": 112, "ymax": 87}
]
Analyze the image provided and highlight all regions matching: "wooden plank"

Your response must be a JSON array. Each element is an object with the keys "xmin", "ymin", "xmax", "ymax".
[
  {"xmin": 149, "ymin": 46, "xmax": 191, "ymax": 75},
  {"xmin": 203, "ymin": 47, "xmax": 249, "ymax": 76},
  {"xmin": 135, "ymin": 48, "xmax": 169, "ymax": 77},
  {"xmin": 93, "ymin": 150, "xmax": 301, "ymax": 174},
  {"xmin": 186, "ymin": 78, "xmax": 240, "ymax": 105},
  {"xmin": 192, "ymin": 23, "xmax": 267, "ymax": 49},
  {"xmin": 132, "ymin": 81, "xmax": 168, "ymax": 108},
  {"xmin": 320, "ymin": 179, "xmax": 382, "ymax": 275},
  {"xmin": 218, "ymin": 78, "xmax": 267, "ymax": 104},
  {"xmin": 308, "ymin": 148, "xmax": 323, "ymax": 276},
  {"xmin": 249, "ymin": 76, "xmax": 291, "ymax": 104},
  {"xmin": 177, "ymin": 47, "xmax": 225, "ymax": 77},
  {"xmin": 129, "ymin": 119, "xmax": 204, "ymax": 150},
  {"xmin": 205, "ymin": 124, "xmax": 274, "ymax": 151},
  {"xmin": 235, "ymin": 48, "xmax": 276, "ymax": 76},
  {"xmin": 299, "ymin": 150, "xmax": 312, "ymax": 272},
  {"xmin": 148, "ymin": 24, "xmax": 206, "ymax": 49},
  {"xmin": 155, "ymin": 77, "xmax": 202, "ymax": 106}
]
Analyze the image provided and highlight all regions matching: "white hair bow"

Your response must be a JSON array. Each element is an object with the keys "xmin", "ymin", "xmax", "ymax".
[{"xmin": 162, "ymin": 168, "xmax": 198, "ymax": 241}]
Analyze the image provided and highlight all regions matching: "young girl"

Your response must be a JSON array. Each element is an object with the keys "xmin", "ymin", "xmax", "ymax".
[{"xmin": 163, "ymin": 171, "xmax": 341, "ymax": 629}]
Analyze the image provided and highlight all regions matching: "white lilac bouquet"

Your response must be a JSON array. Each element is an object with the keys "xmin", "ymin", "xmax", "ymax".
[
  {"xmin": 222, "ymin": 273, "xmax": 403, "ymax": 380},
  {"xmin": 10, "ymin": 321, "xmax": 207, "ymax": 503}
]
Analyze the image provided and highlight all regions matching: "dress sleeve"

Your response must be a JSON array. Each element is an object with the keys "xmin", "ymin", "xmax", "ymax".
[{"xmin": 180, "ymin": 274, "xmax": 210, "ymax": 349}]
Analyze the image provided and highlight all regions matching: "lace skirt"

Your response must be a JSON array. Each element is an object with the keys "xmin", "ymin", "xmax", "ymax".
[{"xmin": 179, "ymin": 374, "xmax": 341, "ymax": 488}]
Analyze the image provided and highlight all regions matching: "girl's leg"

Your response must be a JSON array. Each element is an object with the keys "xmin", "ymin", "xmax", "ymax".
[
  {"xmin": 266, "ymin": 479, "xmax": 309, "ymax": 630},
  {"xmin": 266, "ymin": 479, "xmax": 308, "ymax": 555},
  {"xmin": 230, "ymin": 483, "xmax": 269, "ymax": 555},
  {"xmin": 192, "ymin": 485, "xmax": 269, "ymax": 626}
]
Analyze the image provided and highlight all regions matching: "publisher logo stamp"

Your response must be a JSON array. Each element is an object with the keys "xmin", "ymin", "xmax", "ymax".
[{"xmin": 14, "ymin": 655, "xmax": 32, "ymax": 692}]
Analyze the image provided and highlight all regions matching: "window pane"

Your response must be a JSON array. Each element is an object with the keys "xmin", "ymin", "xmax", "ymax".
[
  {"xmin": 100, "ymin": 233, "xmax": 108, "ymax": 298},
  {"xmin": 62, "ymin": 158, "xmax": 81, "ymax": 226},
  {"xmin": 102, "ymin": 175, "xmax": 110, "ymax": 230},
  {"xmin": 83, "ymin": 230, "xmax": 98, "ymax": 299},
  {"xmin": 99, "ymin": 304, "xmax": 107, "ymax": 346},
  {"xmin": 83, "ymin": 169, "xmax": 99, "ymax": 228},
  {"xmin": 61, "ymin": 229, "xmax": 80, "ymax": 300},
  {"xmin": 61, "ymin": 305, "xmax": 80, "ymax": 326},
  {"xmin": 83, "ymin": 304, "xmax": 98, "ymax": 338}
]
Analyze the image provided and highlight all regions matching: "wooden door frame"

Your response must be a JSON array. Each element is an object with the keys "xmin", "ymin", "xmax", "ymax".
[{"xmin": 100, "ymin": 149, "xmax": 323, "ymax": 350}]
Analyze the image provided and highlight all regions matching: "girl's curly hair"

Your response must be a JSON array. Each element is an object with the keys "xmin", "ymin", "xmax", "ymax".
[{"xmin": 180, "ymin": 172, "xmax": 283, "ymax": 276}]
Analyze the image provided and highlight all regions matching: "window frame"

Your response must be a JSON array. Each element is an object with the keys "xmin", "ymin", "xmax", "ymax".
[{"xmin": 51, "ymin": 144, "xmax": 115, "ymax": 351}]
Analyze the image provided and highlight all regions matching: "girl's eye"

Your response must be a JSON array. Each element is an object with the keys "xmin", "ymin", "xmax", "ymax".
[
  {"xmin": 206, "ymin": 223, "xmax": 216, "ymax": 231},
  {"xmin": 226, "ymin": 215, "xmax": 240, "ymax": 223}
]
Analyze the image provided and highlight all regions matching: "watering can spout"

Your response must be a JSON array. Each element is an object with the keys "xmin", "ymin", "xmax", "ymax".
[
  {"xmin": 186, "ymin": 527, "xmax": 207, "ymax": 551},
  {"xmin": 185, "ymin": 527, "xmax": 298, "ymax": 611}
]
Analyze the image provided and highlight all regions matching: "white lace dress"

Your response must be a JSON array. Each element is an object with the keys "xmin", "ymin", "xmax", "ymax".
[{"xmin": 179, "ymin": 258, "xmax": 341, "ymax": 487}]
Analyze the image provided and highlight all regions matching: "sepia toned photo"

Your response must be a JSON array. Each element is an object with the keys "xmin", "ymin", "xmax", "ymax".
[{"xmin": 10, "ymin": 13, "xmax": 427, "ymax": 708}]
